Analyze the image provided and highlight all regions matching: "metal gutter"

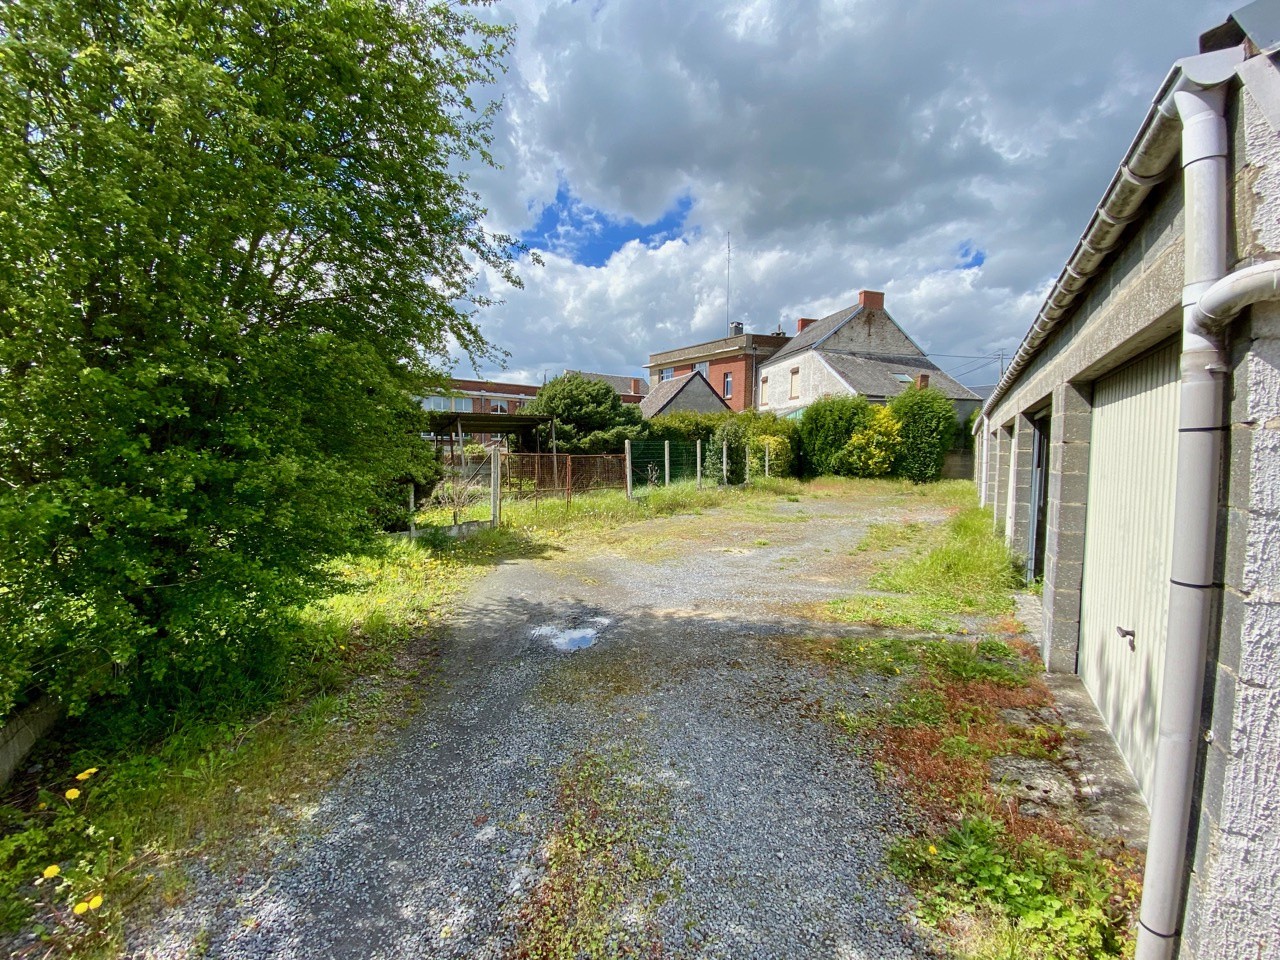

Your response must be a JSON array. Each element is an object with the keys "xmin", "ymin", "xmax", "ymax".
[{"xmin": 981, "ymin": 48, "xmax": 1245, "ymax": 419}]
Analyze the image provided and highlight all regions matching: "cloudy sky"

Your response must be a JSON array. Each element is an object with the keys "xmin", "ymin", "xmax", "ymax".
[{"xmin": 458, "ymin": 0, "xmax": 1235, "ymax": 389}]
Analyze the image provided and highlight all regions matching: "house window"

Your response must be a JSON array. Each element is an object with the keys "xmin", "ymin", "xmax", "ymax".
[
  {"xmin": 723, "ymin": 372, "xmax": 733, "ymax": 398},
  {"xmin": 760, "ymin": 376, "xmax": 769, "ymax": 406},
  {"xmin": 789, "ymin": 367, "xmax": 800, "ymax": 400},
  {"xmin": 693, "ymin": 361, "xmax": 709, "ymax": 378},
  {"xmin": 660, "ymin": 367, "xmax": 674, "ymax": 381},
  {"xmin": 423, "ymin": 395, "xmax": 450, "ymax": 411},
  {"xmin": 454, "ymin": 397, "xmax": 473, "ymax": 412},
  {"xmin": 491, "ymin": 400, "xmax": 508, "ymax": 414}
]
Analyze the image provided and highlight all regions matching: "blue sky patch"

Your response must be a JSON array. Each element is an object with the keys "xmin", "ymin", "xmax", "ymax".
[
  {"xmin": 956, "ymin": 240, "xmax": 986, "ymax": 270},
  {"xmin": 522, "ymin": 184, "xmax": 692, "ymax": 267}
]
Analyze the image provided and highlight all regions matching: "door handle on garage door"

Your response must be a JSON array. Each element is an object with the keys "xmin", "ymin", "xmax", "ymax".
[{"xmin": 1116, "ymin": 626, "xmax": 1136, "ymax": 651}]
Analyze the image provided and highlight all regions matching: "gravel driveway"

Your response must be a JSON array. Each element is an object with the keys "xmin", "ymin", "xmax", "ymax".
[{"xmin": 132, "ymin": 490, "xmax": 953, "ymax": 960}]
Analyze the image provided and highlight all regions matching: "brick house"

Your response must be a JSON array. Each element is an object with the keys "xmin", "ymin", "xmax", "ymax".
[
  {"xmin": 756, "ymin": 290, "xmax": 979, "ymax": 419},
  {"xmin": 645, "ymin": 325, "xmax": 791, "ymax": 412},
  {"xmin": 422, "ymin": 378, "xmax": 541, "ymax": 443},
  {"xmin": 977, "ymin": 10, "xmax": 1280, "ymax": 956}
]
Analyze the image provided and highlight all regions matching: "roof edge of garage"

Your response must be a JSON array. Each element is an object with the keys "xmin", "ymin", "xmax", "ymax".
[{"xmin": 982, "ymin": 45, "xmax": 1246, "ymax": 420}]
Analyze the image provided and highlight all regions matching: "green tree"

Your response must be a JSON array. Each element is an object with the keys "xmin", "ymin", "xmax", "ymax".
[
  {"xmin": 522, "ymin": 373, "xmax": 643, "ymax": 453},
  {"xmin": 0, "ymin": 0, "xmax": 519, "ymax": 716},
  {"xmin": 797, "ymin": 395, "xmax": 873, "ymax": 476},
  {"xmin": 890, "ymin": 387, "xmax": 959, "ymax": 483}
]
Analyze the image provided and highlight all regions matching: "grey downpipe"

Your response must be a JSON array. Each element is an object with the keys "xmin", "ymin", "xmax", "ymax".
[{"xmin": 1134, "ymin": 68, "xmax": 1280, "ymax": 959}]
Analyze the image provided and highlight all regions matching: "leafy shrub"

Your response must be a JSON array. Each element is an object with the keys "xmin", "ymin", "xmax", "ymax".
[
  {"xmin": 521, "ymin": 373, "xmax": 642, "ymax": 453},
  {"xmin": 748, "ymin": 435, "xmax": 792, "ymax": 478},
  {"xmin": 832, "ymin": 406, "xmax": 901, "ymax": 477},
  {"xmin": 891, "ymin": 816, "xmax": 1133, "ymax": 959},
  {"xmin": 889, "ymin": 387, "xmax": 959, "ymax": 483},
  {"xmin": 797, "ymin": 395, "xmax": 873, "ymax": 476},
  {"xmin": 644, "ymin": 411, "xmax": 731, "ymax": 444},
  {"xmin": 462, "ymin": 442, "xmax": 488, "ymax": 461}
]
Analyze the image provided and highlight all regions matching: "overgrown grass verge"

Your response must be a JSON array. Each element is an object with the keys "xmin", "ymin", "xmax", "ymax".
[
  {"xmin": 802, "ymin": 631, "xmax": 1141, "ymax": 958},
  {"xmin": 0, "ymin": 531, "xmax": 534, "ymax": 957},
  {"xmin": 510, "ymin": 744, "xmax": 676, "ymax": 960},
  {"xmin": 827, "ymin": 505, "xmax": 1019, "ymax": 632}
]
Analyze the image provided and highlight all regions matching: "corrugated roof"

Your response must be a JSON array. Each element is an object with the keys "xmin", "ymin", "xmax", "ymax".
[{"xmin": 817, "ymin": 351, "xmax": 980, "ymax": 402}]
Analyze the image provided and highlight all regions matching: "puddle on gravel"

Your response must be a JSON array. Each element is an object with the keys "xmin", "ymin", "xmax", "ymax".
[{"xmin": 532, "ymin": 616, "xmax": 611, "ymax": 651}]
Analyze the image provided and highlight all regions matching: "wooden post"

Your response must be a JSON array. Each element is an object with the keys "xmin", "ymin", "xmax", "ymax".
[
  {"xmin": 664, "ymin": 440, "xmax": 670, "ymax": 487},
  {"xmin": 490, "ymin": 449, "xmax": 501, "ymax": 528},
  {"xmin": 566, "ymin": 455, "xmax": 573, "ymax": 505},
  {"xmin": 625, "ymin": 439, "xmax": 633, "ymax": 500},
  {"xmin": 722, "ymin": 440, "xmax": 728, "ymax": 484},
  {"xmin": 551, "ymin": 420, "xmax": 560, "ymax": 491},
  {"xmin": 408, "ymin": 483, "xmax": 416, "ymax": 538},
  {"xmin": 696, "ymin": 440, "xmax": 702, "ymax": 490}
]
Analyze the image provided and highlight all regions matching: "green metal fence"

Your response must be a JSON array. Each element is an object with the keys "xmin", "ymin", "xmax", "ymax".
[{"xmin": 628, "ymin": 439, "xmax": 699, "ymax": 492}]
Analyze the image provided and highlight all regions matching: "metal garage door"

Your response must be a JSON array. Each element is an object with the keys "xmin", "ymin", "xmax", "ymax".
[{"xmin": 1078, "ymin": 341, "xmax": 1180, "ymax": 803}]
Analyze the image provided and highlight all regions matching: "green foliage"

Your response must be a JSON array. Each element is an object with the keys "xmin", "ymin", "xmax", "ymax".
[
  {"xmin": 748, "ymin": 434, "xmax": 792, "ymax": 477},
  {"xmin": 891, "ymin": 816, "xmax": 1133, "ymax": 959},
  {"xmin": 832, "ymin": 405, "xmax": 902, "ymax": 477},
  {"xmin": 0, "ymin": 0, "xmax": 519, "ymax": 716},
  {"xmin": 522, "ymin": 373, "xmax": 642, "ymax": 453},
  {"xmin": 643, "ymin": 411, "xmax": 731, "ymax": 444},
  {"xmin": 797, "ymin": 395, "xmax": 874, "ymax": 476},
  {"xmin": 889, "ymin": 387, "xmax": 960, "ymax": 483}
]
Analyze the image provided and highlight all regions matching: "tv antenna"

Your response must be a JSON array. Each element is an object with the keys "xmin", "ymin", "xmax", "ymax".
[{"xmin": 725, "ymin": 232, "xmax": 732, "ymax": 336}]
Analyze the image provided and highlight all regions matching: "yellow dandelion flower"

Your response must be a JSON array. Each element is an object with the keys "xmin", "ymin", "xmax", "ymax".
[
  {"xmin": 42, "ymin": 865, "xmax": 60, "ymax": 879},
  {"xmin": 64, "ymin": 788, "xmax": 81, "ymax": 800},
  {"xmin": 928, "ymin": 844, "xmax": 938, "ymax": 856},
  {"xmin": 36, "ymin": 802, "xmax": 47, "ymax": 811},
  {"xmin": 88, "ymin": 895, "xmax": 103, "ymax": 910},
  {"xmin": 73, "ymin": 902, "xmax": 89, "ymax": 916},
  {"xmin": 75, "ymin": 767, "xmax": 99, "ymax": 781}
]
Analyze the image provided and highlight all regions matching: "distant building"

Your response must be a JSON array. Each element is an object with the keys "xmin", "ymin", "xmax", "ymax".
[
  {"xmin": 421, "ymin": 378, "xmax": 540, "ymax": 443},
  {"xmin": 563, "ymin": 370, "xmax": 649, "ymax": 404},
  {"xmin": 756, "ymin": 290, "xmax": 979, "ymax": 420},
  {"xmin": 645, "ymin": 324, "xmax": 791, "ymax": 412},
  {"xmin": 638, "ymin": 370, "xmax": 731, "ymax": 419}
]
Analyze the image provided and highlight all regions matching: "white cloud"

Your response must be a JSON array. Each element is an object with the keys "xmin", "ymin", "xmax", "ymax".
[{"xmin": 457, "ymin": 0, "xmax": 1237, "ymax": 386}]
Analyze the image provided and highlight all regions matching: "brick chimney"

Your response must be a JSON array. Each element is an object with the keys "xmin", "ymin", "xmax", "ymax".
[
  {"xmin": 915, "ymin": 373, "xmax": 930, "ymax": 390},
  {"xmin": 797, "ymin": 317, "xmax": 818, "ymax": 333},
  {"xmin": 630, "ymin": 378, "xmax": 642, "ymax": 395},
  {"xmin": 859, "ymin": 289, "xmax": 885, "ymax": 311}
]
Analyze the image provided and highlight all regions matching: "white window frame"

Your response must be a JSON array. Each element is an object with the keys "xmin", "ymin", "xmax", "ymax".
[{"xmin": 723, "ymin": 371, "xmax": 733, "ymax": 398}]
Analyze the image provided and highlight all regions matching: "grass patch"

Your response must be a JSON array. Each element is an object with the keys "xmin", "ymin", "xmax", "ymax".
[
  {"xmin": 828, "ymin": 503, "xmax": 1019, "ymax": 632},
  {"xmin": 510, "ymin": 744, "xmax": 676, "ymax": 960},
  {"xmin": 0, "ymin": 532, "xmax": 527, "ymax": 956},
  {"xmin": 854, "ymin": 520, "xmax": 926, "ymax": 553}
]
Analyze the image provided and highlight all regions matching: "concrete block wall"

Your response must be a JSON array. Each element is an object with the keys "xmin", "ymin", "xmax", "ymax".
[{"xmin": 1040, "ymin": 382, "xmax": 1092, "ymax": 673}]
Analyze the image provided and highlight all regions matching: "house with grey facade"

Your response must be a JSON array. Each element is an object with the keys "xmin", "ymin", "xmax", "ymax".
[
  {"xmin": 756, "ymin": 290, "xmax": 979, "ymax": 419},
  {"xmin": 638, "ymin": 370, "xmax": 730, "ymax": 418},
  {"xmin": 977, "ymin": 6, "xmax": 1280, "ymax": 957}
]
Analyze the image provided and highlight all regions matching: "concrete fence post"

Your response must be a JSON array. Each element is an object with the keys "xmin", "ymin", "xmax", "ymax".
[
  {"xmin": 664, "ymin": 440, "xmax": 670, "ymax": 487},
  {"xmin": 722, "ymin": 440, "xmax": 728, "ymax": 484},
  {"xmin": 566, "ymin": 455, "xmax": 573, "ymax": 505},
  {"xmin": 696, "ymin": 440, "xmax": 702, "ymax": 489},
  {"xmin": 624, "ymin": 439, "xmax": 633, "ymax": 500},
  {"xmin": 408, "ymin": 483, "xmax": 417, "ymax": 538},
  {"xmin": 490, "ymin": 450, "xmax": 501, "ymax": 529},
  {"xmin": 765, "ymin": 441, "xmax": 771, "ymax": 478},
  {"xmin": 745, "ymin": 442, "xmax": 750, "ymax": 483}
]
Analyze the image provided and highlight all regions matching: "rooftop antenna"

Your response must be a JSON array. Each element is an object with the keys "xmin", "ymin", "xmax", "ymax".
[{"xmin": 725, "ymin": 232, "xmax": 732, "ymax": 337}]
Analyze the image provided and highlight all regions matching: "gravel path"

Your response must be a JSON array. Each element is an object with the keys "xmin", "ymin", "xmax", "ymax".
[{"xmin": 130, "ymin": 491, "xmax": 951, "ymax": 959}]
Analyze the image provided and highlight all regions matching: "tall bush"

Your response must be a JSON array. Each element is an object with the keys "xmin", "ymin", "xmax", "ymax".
[
  {"xmin": 0, "ymin": 0, "xmax": 519, "ymax": 716},
  {"xmin": 889, "ymin": 388, "xmax": 959, "ymax": 483},
  {"xmin": 832, "ymin": 406, "xmax": 901, "ymax": 477},
  {"xmin": 644, "ymin": 411, "xmax": 731, "ymax": 444},
  {"xmin": 797, "ymin": 395, "xmax": 873, "ymax": 476},
  {"xmin": 521, "ymin": 373, "xmax": 643, "ymax": 453}
]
